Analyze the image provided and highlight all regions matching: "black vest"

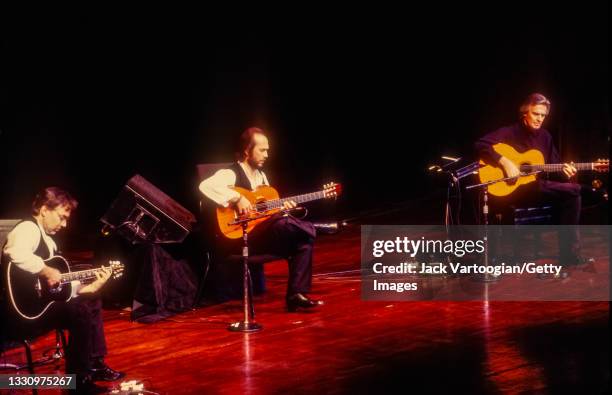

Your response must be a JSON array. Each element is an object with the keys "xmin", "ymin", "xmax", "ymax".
[
  {"xmin": 24, "ymin": 219, "xmax": 51, "ymax": 259},
  {"xmin": 0, "ymin": 219, "xmax": 50, "ymax": 310},
  {"xmin": 1, "ymin": 219, "xmax": 50, "ymax": 265},
  {"xmin": 227, "ymin": 162, "xmax": 267, "ymax": 190}
]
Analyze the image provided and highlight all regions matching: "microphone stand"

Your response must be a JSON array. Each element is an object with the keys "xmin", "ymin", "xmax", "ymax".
[
  {"xmin": 227, "ymin": 211, "xmax": 279, "ymax": 333},
  {"xmin": 465, "ymin": 172, "xmax": 540, "ymax": 282}
]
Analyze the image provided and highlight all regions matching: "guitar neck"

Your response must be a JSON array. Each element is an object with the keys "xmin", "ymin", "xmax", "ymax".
[
  {"xmin": 524, "ymin": 163, "xmax": 596, "ymax": 172},
  {"xmin": 60, "ymin": 268, "xmax": 103, "ymax": 284},
  {"xmin": 257, "ymin": 191, "xmax": 327, "ymax": 211}
]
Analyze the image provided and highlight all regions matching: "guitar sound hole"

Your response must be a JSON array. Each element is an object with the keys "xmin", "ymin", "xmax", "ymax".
[
  {"xmin": 255, "ymin": 201, "xmax": 268, "ymax": 212},
  {"xmin": 519, "ymin": 162, "xmax": 531, "ymax": 173}
]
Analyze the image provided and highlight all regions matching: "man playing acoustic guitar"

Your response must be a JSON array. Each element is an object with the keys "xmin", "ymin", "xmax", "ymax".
[
  {"xmin": 475, "ymin": 93, "xmax": 596, "ymax": 269},
  {"xmin": 2, "ymin": 187, "xmax": 124, "ymax": 393},
  {"xmin": 199, "ymin": 127, "xmax": 324, "ymax": 312}
]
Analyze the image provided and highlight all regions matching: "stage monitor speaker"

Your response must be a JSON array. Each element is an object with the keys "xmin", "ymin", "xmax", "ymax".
[{"xmin": 101, "ymin": 175, "xmax": 196, "ymax": 244}]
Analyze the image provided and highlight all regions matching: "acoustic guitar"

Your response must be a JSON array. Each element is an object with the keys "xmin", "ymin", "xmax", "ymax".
[
  {"xmin": 479, "ymin": 143, "xmax": 608, "ymax": 197},
  {"xmin": 216, "ymin": 183, "xmax": 342, "ymax": 239},
  {"xmin": 3, "ymin": 256, "xmax": 123, "ymax": 320}
]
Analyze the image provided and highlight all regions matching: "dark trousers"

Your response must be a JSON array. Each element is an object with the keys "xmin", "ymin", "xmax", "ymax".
[
  {"xmin": 27, "ymin": 297, "xmax": 107, "ymax": 375},
  {"xmin": 247, "ymin": 215, "xmax": 316, "ymax": 296},
  {"xmin": 528, "ymin": 180, "xmax": 582, "ymax": 225},
  {"xmin": 495, "ymin": 179, "xmax": 582, "ymax": 262}
]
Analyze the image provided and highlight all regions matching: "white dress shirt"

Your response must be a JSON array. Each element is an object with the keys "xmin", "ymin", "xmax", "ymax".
[
  {"xmin": 3, "ymin": 219, "xmax": 81, "ymax": 297},
  {"xmin": 199, "ymin": 162, "xmax": 269, "ymax": 207},
  {"xmin": 3, "ymin": 220, "xmax": 53, "ymax": 273}
]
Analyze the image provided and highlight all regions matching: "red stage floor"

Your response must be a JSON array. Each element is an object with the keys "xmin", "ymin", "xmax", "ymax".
[{"xmin": 1, "ymin": 226, "xmax": 609, "ymax": 394}]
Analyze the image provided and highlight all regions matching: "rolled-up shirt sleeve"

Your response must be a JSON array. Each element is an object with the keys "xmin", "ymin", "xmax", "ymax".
[
  {"xmin": 199, "ymin": 169, "xmax": 241, "ymax": 207},
  {"xmin": 3, "ymin": 222, "xmax": 46, "ymax": 274},
  {"xmin": 70, "ymin": 280, "xmax": 82, "ymax": 298}
]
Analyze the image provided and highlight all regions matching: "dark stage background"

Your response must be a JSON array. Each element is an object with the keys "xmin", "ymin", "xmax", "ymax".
[{"xmin": 1, "ymin": 6, "xmax": 609, "ymax": 249}]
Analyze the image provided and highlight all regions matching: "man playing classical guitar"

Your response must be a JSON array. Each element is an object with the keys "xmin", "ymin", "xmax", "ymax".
[
  {"xmin": 475, "ymin": 93, "xmax": 591, "ymax": 268},
  {"xmin": 2, "ymin": 187, "xmax": 124, "ymax": 393},
  {"xmin": 199, "ymin": 127, "xmax": 324, "ymax": 312}
]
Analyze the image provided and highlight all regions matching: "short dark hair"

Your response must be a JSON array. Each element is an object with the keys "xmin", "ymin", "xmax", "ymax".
[
  {"xmin": 519, "ymin": 93, "xmax": 551, "ymax": 117},
  {"xmin": 32, "ymin": 187, "xmax": 78, "ymax": 215},
  {"xmin": 235, "ymin": 127, "xmax": 267, "ymax": 161}
]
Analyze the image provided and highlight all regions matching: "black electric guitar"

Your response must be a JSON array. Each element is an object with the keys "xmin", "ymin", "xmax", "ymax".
[{"xmin": 3, "ymin": 256, "xmax": 123, "ymax": 320}]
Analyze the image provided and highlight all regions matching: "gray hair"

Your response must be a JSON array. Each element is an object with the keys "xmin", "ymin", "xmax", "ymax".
[{"xmin": 519, "ymin": 93, "xmax": 551, "ymax": 117}]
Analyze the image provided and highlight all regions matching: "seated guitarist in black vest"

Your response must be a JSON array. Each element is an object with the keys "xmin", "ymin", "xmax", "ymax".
[
  {"xmin": 475, "ymin": 93, "xmax": 590, "ymax": 268},
  {"xmin": 199, "ymin": 127, "xmax": 323, "ymax": 312},
  {"xmin": 2, "ymin": 187, "xmax": 124, "ymax": 392}
]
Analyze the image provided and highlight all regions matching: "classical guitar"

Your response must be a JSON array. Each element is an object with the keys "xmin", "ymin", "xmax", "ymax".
[
  {"xmin": 3, "ymin": 256, "xmax": 124, "ymax": 320},
  {"xmin": 479, "ymin": 143, "xmax": 609, "ymax": 197},
  {"xmin": 216, "ymin": 182, "xmax": 342, "ymax": 239}
]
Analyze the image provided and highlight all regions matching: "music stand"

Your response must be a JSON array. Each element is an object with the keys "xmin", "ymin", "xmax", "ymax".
[{"xmin": 428, "ymin": 160, "xmax": 480, "ymax": 272}]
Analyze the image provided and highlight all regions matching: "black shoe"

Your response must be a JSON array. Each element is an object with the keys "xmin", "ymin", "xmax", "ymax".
[
  {"xmin": 286, "ymin": 293, "xmax": 324, "ymax": 312},
  {"xmin": 313, "ymin": 222, "xmax": 345, "ymax": 235},
  {"xmin": 554, "ymin": 267, "xmax": 570, "ymax": 279},
  {"xmin": 89, "ymin": 359, "xmax": 125, "ymax": 382},
  {"xmin": 562, "ymin": 255, "xmax": 595, "ymax": 266},
  {"xmin": 72, "ymin": 374, "xmax": 107, "ymax": 394},
  {"xmin": 575, "ymin": 256, "xmax": 595, "ymax": 266},
  {"xmin": 537, "ymin": 267, "xmax": 570, "ymax": 280}
]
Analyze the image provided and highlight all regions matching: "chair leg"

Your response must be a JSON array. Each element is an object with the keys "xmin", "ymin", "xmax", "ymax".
[
  {"xmin": 52, "ymin": 329, "xmax": 66, "ymax": 360},
  {"xmin": 24, "ymin": 341, "xmax": 39, "ymax": 395},
  {"xmin": 59, "ymin": 329, "xmax": 67, "ymax": 352},
  {"xmin": 193, "ymin": 252, "xmax": 211, "ymax": 308},
  {"xmin": 22, "ymin": 339, "xmax": 35, "ymax": 374}
]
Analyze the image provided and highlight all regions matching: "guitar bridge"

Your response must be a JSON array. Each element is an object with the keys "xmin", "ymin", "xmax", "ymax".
[{"xmin": 49, "ymin": 285, "xmax": 63, "ymax": 294}]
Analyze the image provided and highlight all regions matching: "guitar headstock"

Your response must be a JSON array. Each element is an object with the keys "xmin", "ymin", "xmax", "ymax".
[
  {"xmin": 108, "ymin": 260, "xmax": 124, "ymax": 279},
  {"xmin": 594, "ymin": 159, "xmax": 609, "ymax": 173},
  {"xmin": 322, "ymin": 182, "xmax": 342, "ymax": 199}
]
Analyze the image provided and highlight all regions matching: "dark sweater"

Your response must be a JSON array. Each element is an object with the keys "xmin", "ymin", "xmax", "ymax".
[{"xmin": 475, "ymin": 122, "xmax": 560, "ymax": 165}]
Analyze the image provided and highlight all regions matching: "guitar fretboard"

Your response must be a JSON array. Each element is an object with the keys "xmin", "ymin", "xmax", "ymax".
[
  {"xmin": 254, "ymin": 191, "xmax": 327, "ymax": 211},
  {"xmin": 522, "ymin": 163, "xmax": 596, "ymax": 172},
  {"xmin": 60, "ymin": 268, "xmax": 102, "ymax": 284}
]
